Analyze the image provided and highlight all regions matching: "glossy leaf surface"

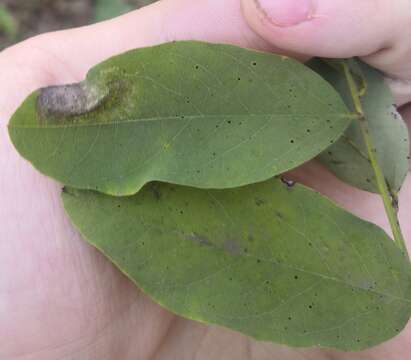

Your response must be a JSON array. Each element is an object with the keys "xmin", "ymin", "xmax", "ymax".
[
  {"xmin": 62, "ymin": 179, "xmax": 411, "ymax": 351},
  {"xmin": 310, "ymin": 59, "xmax": 410, "ymax": 193},
  {"xmin": 9, "ymin": 41, "xmax": 352, "ymax": 196}
]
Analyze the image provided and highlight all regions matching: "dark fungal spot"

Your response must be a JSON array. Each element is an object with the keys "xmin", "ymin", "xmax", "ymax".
[
  {"xmin": 294, "ymin": 275, "xmax": 299, "ymax": 280},
  {"xmin": 330, "ymin": 160, "xmax": 344, "ymax": 165},
  {"xmin": 255, "ymin": 198, "xmax": 265, "ymax": 206},
  {"xmin": 37, "ymin": 82, "xmax": 109, "ymax": 118},
  {"xmin": 149, "ymin": 184, "xmax": 162, "ymax": 200},
  {"xmin": 281, "ymin": 177, "xmax": 295, "ymax": 188}
]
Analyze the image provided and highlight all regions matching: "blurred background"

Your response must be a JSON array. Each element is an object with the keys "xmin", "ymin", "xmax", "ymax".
[{"xmin": 0, "ymin": 0, "xmax": 157, "ymax": 50}]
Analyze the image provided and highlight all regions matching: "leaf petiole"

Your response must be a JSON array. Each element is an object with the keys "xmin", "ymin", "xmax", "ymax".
[{"xmin": 341, "ymin": 60, "xmax": 409, "ymax": 259}]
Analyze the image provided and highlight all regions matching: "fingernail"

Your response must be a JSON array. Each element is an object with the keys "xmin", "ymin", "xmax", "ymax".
[{"xmin": 255, "ymin": 0, "xmax": 315, "ymax": 27}]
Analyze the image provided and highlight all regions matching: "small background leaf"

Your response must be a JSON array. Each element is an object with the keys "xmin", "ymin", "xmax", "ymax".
[
  {"xmin": 0, "ymin": 4, "xmax": 18, "ymax": 41},
  {"xmin": 309, "ymin": 59, "xmax": 410, "ymax": 194},
  {"xmin": 94, "ymin": 0, "xmax": 133, "ymax": 22},
  {"xmin": 9, "ymin": 41, "xmax": 352, "ymax": 196},
  {"xmin": 62, "ymin": 179, "xmax": 411, "ymax": 351}
]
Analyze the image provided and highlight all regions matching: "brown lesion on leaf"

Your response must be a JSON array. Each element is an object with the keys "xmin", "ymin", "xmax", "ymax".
[
  {"xmin": 37, "ymin": 81, "xmax": 110, "ymax": 119},
  {"xmin": 224, "ymin": 239, "xmax": 241, "ymax": 256},
  {"xmin": 186, "ymin": 234, "xmax": 242, "ymax": 256},
  {"xmin": 187, "ymin": 233, "xmax": 212, "ymax": 247}
]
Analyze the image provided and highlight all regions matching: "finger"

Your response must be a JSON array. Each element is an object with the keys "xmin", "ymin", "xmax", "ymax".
[{"xmin": 241, "ymin": 0, "xmax": 411, "ymax": 105}]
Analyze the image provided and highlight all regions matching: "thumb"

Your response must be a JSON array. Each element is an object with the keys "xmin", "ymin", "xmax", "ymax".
[{"xmin": 241, "ymin": 0, "xmax": 411, "ymax": 105}]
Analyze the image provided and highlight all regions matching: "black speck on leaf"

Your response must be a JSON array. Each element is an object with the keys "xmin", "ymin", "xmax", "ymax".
[{"xmin": 281, "ymin": 178, "xmax": 295, "ymax": 188}]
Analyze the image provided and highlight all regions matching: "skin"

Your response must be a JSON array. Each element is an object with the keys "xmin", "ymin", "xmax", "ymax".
[{"xmin": 1, "ymin": 0, "xmax": 411, "ymax": 358}]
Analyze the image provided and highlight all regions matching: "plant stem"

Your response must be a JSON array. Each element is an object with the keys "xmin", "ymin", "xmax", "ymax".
[{"xmin": 341, "ymin": 61, "xmax": 409, "ymax": 259}]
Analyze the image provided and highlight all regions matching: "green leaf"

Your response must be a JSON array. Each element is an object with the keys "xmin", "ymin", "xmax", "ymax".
[
  {"xmin": 8, "ymin": 41, "xmax": 352, "ymax": 196},
  {"xmin": 309, "ymin": 59, "xmax": 410, "ymax": 194},
  {"xmin": 0, "ymin": 5, "xmax": 18, "ymax": 41},
  {"xmin": 94, "ymin": 0, "xmax": 133, "ymax": 22},
  {"xmin": 62, "ymin": 178, "xmax": 411, "ymax": 351}
]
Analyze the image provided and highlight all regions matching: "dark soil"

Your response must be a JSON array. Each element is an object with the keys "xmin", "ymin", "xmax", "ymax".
[{"xmin": 0, "ymin": 0, "xmax": 155, "ymax": 50}]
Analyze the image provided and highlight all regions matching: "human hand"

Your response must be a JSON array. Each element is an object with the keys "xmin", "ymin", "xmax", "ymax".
[{"xmin": 1, "ymin": 0, "xmax": 410, "ymax": 359}]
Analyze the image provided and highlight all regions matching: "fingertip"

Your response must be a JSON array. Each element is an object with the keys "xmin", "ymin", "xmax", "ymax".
[
  {"xmin": 241, "ymin": 0, "xmax": 393, "ymax": 58},
  {"xmin": 241, "ymin": 0, "xmax": 324, "ymax": 56},
  {"xmin": 253, "ymin": 0, "xmax": 315, "ymax": 27}
]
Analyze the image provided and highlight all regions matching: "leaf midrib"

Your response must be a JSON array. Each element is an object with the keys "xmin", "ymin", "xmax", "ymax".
[{"xmin": 9, "ymin": 113, "xmax": 355, "ymax": 129}]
